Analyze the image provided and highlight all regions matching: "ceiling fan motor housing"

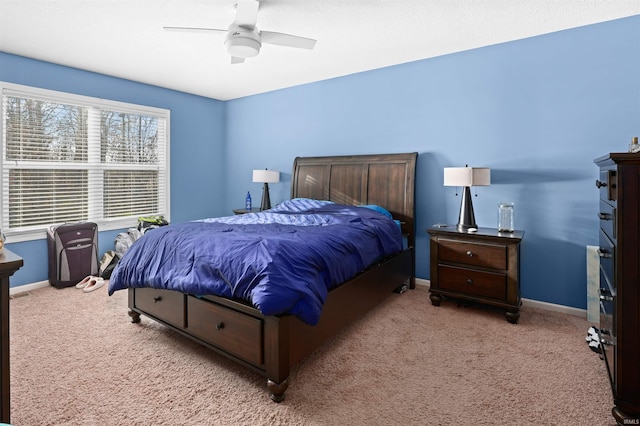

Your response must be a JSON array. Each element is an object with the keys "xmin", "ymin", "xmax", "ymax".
[{"xmin": 225, "ymin": 25, "xmax": 261, "ymax": 58}]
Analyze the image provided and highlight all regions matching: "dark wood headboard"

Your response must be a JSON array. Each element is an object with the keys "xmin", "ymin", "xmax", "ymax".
[{"xmin": 291, "ymin": 152, "xmax": 418, "ymax": 247}]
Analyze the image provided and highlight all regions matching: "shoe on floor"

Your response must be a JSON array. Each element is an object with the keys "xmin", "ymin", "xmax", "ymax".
[
  {"xmin": 83, "ymin": 277, "xmax": 105, "ymax": 293},
  {"xmin": 588, "ymin": 339, "xmax": 602, "ymax": 354},
  {"xmin": 75, "ymin": 275, "xmax": 96, "ymax": 289},
  {"xmin": 586, "ymin": 326, "xmax": 600, "ymax": 342}
]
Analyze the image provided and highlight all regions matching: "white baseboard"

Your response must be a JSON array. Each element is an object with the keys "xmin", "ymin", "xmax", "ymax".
[
  {"xmin": 413, "ymin": 278, "xmax": 587, "ymax": 319},
  {"xmin": 10, "ymin": 280, "xmax": 49, "ymax": 296},
  {"xmin": 415, "ymin": 277, "xmax": 430, "ymax": 288},
  {"xmin": 521, "ymin": 298, "xmax": 587, "ymax": 318}
]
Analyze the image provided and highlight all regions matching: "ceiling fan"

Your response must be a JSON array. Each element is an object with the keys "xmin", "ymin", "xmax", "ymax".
[{"xmin": 164, "ymin": 0, "xmax": 317, "ymax": 64}]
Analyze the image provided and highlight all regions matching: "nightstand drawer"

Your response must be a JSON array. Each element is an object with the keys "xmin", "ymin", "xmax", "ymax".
[
  {"xmin": 439, "ymin": 265, "xmax": 506, "ymax": 300},
  {"xmin": 438, "ymin": 238, "xmax": 507, "ymax": 270}
]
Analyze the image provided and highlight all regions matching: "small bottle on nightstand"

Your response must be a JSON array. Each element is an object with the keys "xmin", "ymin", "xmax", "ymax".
[
  {"xmin": 245, "ymin": 192, "xmax": 252, "ymax": 211},
  {"xmin": 629, "ymin": 136, "xmax": 639, "ymax": 153}
]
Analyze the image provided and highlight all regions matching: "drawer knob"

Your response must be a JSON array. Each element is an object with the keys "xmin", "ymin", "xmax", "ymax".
[
  {"xmin": 466, "ymin": 251, "xmax": 473, "ymax": 257},
  {"xmin": 595, "ymin": 179, "xmax": 607, "ymax": 188},
  {"xmin": 600, "ymin": 338, "xmax": 615, "ymax": 347},
  {"xmin": 599, "ymin": 287, "xmax": 614, "ymax": 301},
  {"xmin": 466, "ymin": 278, "xmax": 473, "ymax": 285},
  {"xmin": 216, "ymin": 322, "xmax": 225, "ymax": 331},
  {"xmin": 599, "ymin": 294, "xmax": 614, "ymax": 302},
  {"xmin": 153, "ymin": 296, "xmax": 162, "ymax": 303},
  {"xmin": 597, "ymin": 212, "xmax": 612, "ymax": 220},
  {"xmin": 597, "ymin": 248, "xmax": 612, "ymax": 259}
]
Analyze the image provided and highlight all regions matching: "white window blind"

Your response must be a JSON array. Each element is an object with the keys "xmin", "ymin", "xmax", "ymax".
[{"xmin": 1, "ymin": 83, "xmax": 170, "ymax": 241}]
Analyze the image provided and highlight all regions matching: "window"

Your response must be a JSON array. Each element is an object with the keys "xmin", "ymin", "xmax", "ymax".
[{"xmin": 1, "ymin": 83, "xmax": 170, "ymax": 242}]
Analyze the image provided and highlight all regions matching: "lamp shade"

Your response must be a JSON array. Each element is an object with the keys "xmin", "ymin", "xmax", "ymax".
[
  {"xmin": 443, "ymin": 167, "xmax": 490, "ymax": 187},
  {"xmin": 252, "ymin": 169, "xmax": 280, "ymax": 183}
]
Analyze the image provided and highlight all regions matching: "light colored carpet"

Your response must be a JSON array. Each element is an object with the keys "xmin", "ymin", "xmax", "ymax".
[{"xmin": 8, "ymin": 284, "xmax": 614, "ymax": 426}]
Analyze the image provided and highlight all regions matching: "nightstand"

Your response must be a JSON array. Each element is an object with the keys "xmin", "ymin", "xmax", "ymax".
[
  {"xmin": 233, "ymin": 208, "xmax": 261, "ymax": 215},
  {"xmin": 427, "ymin": 225, "xmax": 524, "ymax": 323}
]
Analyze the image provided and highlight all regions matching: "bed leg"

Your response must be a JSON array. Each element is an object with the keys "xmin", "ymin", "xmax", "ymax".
[
  {"xmin": 128, "ymin": 310, "xmax": 141, "ymax": 323},
  {"xmin": 267, "ymin": 378, "xmax": 288, "ymax": 403}
]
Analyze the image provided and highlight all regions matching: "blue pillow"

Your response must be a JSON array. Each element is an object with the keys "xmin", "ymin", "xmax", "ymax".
[{"xmin": 361, "ymin": 204, "xmax": 393, "ymax": 219}]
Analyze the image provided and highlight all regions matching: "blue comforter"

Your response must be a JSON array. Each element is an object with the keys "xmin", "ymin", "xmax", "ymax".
[{"xmin": 108, "ymin": 199, "xmax": 403, "ymax": 325}]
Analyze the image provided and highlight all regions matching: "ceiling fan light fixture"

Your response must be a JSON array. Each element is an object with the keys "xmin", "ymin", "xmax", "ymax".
[
  {"xmin": 226, "ymin": 36, "xmax": 261, "ymax": 58},
  {"xmin": 225, "ymin": 25, "xmax": 261, "ymax": 58}
]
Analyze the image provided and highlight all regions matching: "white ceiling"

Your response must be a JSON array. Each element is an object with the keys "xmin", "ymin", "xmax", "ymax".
[{"xmin": 1, "ymin": 1, "xmax": 640, "ymax": 101}]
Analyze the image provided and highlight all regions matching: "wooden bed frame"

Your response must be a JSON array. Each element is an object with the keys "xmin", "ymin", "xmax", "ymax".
[{"xmin": 126, "ymin": 152, "xmax": 417, "ymax": 401}]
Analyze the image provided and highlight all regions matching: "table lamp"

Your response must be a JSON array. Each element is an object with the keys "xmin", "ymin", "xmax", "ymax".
[
  {"xmin": 252, "ymin": 169, "xmax": 280, "ymax": 211},
  {"xmin": 444, "ymin": 166, "xmax": 491, "ymax": 230}
]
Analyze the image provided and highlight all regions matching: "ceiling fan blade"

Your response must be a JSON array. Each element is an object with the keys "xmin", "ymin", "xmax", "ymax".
[
  {"xmin": 260, "ymin": 31, "xmax": 316, "ymax": 50},
  {"xmin": 234, "ymin": 0, "xmax": 259, "ymax": 29},
  {"xmin": 163, "ymin": 26, "xmax": 226, "ymax": 34},
  {"xmin": 231, "ymin": 56, "xmax": 246, "ymax": 64}
]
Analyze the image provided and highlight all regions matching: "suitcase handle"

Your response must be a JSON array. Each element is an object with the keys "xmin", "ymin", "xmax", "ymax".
[
  {"xmin": 66, "ymin": 243, "xmax": 94, "ymax": 251},
  {"xmin": 67, "ymin": 237, "xmax": 94, "ymax": 245}
]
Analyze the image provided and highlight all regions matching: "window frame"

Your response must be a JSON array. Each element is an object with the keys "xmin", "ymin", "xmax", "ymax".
[{"xmin": 0, "ymin": 82, "xmax": 171, "ymax": 243}]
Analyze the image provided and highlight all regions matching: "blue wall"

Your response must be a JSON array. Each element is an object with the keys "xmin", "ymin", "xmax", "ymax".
[
  {"xmin": 0, "ymin": 52, "xmax": 227, "ymax": 287},
  {"xmin": 224, "ymin": 15, "xmax": 640, "ymax": 309},
  {"xmin": 2, "ymin": 15, "xmax": 639, "ymax": 311}
]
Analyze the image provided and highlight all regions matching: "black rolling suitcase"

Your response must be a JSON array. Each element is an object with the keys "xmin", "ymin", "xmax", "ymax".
[{"xmin": 47, "ymin": 222, "xmax": 99, "ymax": 288}]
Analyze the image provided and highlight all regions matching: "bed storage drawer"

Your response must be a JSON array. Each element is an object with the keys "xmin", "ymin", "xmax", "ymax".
[
  {"xmin": 134, "ymin": 288, "xmax": 185, "ymax": 328},
  {"xmin": 187, "ymin": 296, "xmax": 263, "ymax": 366}
]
